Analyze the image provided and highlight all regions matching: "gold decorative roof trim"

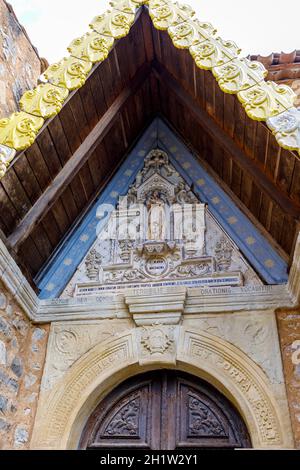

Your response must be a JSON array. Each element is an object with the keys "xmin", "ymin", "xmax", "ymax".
[{"xmin": 0, "ymin": 0, "xmax": 299, "ymax": 180}]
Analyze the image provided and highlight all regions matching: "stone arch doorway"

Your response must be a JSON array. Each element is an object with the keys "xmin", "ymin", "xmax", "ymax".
[
  {"xmin": 31, "ymin": 328, "xmax": 292, "ymax": 449},
  {"xmin": 79, "ymin": 370, "xmax": 251, "ymax": 450}
]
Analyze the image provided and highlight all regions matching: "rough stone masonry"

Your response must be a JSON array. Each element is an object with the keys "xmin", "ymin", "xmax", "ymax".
[
  {"xmin": 0, "ymin": 281, "xmax": 49, "ymax": 449},
  {"xmin": 0, "ymin": 0, "xmax": 44, "ymax": 116}
]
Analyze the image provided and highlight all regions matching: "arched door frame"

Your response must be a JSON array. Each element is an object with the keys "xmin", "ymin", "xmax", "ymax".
[
  {"xmin": 79, "ymin": 369, "xmax": 252, "ymax": 449},
  {"xmin": 30, "ymin": 326, "xmax": 293, "ymax": 449}
]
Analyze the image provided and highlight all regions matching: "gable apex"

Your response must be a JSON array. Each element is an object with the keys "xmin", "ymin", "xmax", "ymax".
[{"xmin": 0, "ymin": 0, "xmax": 299, "ymax": 181}]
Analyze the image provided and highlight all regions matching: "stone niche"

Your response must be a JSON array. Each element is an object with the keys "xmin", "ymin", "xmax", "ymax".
[{"xmin": 0, "ymin": 281, "xmax": 49, "ymax": 449}]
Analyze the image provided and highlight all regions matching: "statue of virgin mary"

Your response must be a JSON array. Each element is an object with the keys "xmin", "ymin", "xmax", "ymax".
[{"xmin": 146, "ymin": 191, "xmax": 166, "ymax": 241}]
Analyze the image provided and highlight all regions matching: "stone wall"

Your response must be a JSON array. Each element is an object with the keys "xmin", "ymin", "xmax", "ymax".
[
  {"xmin": 277, "ymin": 311, "xmax": 300, "ymax": 449},
  {"xmin": 0, "ymin": 280, "xmax": 49, "ymax": 449},
  {"xmin": 0, "ymin": 0, "xmax": 42, "ymax": 116}
]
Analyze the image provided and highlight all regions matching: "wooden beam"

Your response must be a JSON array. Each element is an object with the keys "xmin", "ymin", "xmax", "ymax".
[
  {"xmin": 153, "ymin": 61, "xmax": 300, "ymax": 219},
  {"xmin": 8, "ymin": 62, "xmax": 151, "ymax": 250}
]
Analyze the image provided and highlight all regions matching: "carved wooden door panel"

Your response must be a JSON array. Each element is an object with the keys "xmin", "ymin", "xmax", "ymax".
[{"xmin": 79, "ymin": 371, "xmax": 251, "ymax": 450}]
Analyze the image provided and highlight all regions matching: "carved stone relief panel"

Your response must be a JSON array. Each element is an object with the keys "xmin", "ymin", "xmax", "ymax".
[
  {"xmin": 182, "ymin": 331, "xmax": 285, "ymax": 447},
  {"xmin": 136, "ymin": 324, "xmax": 179, "ymax": 365},
  {"xmin": 61, "ymin": 149, "xmax": 262, "ymax": 299},
  {"xmin": 184, "ymin": 312, "xmax": 284, "ymax": 385},
  {"xmin": 41, "ymin": 319, "xmax": 132, "ymax": 391},
  {"xmin": 32, "ymin": 325, "xmax": 293, "ymax": 449}
]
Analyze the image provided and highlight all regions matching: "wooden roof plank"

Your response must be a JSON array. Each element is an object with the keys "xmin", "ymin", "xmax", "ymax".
[
  {"xmin": 13, "ymin": 155, "xmax": 42, "ymax": 205},
  {"xmin": 153, "ymin": 61, "xmax": 300, "ymax": 219},
  {"xmin": 277, "ymin": 148, "xmax": 296, "ymax": 194},
  {"xmin": 41, "ymin": 211, "xmax": 62, "ymax": 248},
  {"xmin": 24, "ymin": 143, "xmax": 52, "ymax": 190},
  {"xmin": 7, "ymin": 62, "xmax": 151, "ymax": 250},
  {"xmin": 88, "ymin": 70, "xmax": 108, "ymax": 120},
  {"xmin": 35, "ymin": 128, "xmax": 62, "ymax": 178},
  {"xmin": 50, "ymin": 198, "xmax": 71, "ymax": 234},
  {"xmin": 58, "ymin": 103, "xmax": 82, "ymax": 153},
  {"xmin": 0, "ymin": 169, "xmax": 32, "ymax": 219},
  {"xmin": 0, "ymin": 185, "xmax": 20, "ymax": 234}
]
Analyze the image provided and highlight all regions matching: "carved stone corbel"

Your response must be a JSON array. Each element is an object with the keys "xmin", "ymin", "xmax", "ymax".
[{"xmin": 125, "ymin": 286, "xmax": 187, "ymax": 326}]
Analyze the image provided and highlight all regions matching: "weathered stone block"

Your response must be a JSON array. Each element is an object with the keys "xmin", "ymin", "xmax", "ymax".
[
  {"xmin": 0, "ymin": 292, "xmax": 6, "ymax": 309},
  {"xmin": 12, "ymin": 318, "xmax": 28, "ymax": 336},
  {"xmin": 0, "ymin": 395, "xmax": 8, "ymax": 413},
  {"xmin": 24, "ymin": 374, "xmax": 37, "ymax": 389},
  {"xmin": 14, "ymin": 426, "xmax": 28, "ymax": 446},
  {"xmin": 32, "ymin": 328, "xmax": 46, "ymax": 342},
  {"xmin": 10, "ymin": 356, "xmax": 23, "ymax": 378},
  {"xmin": 0, "ymin": 417, "xmax": 10, "ymax": 431},
  {"xmin": 0, "ymin": 338, "xmax": 6, "ymax": 365},
  {"xmin": 0, "ymin": 371, "xmax": 19, "ymax": 393},
  {"xmin": 0, "ymin": 317, "xmax": 11, "ymax": 338}
]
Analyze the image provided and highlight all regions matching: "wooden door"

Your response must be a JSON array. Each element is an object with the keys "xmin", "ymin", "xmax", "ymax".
[{"xmin": 79, "ymin": 370, "xmax": 251, "ymax": 450}]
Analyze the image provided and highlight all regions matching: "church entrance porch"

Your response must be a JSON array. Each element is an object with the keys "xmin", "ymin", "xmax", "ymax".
[
  {"xmin": 79, "ymin": 370, "xmax": 251, "ymax": 450},
  {"xmin": 30, "ymin": 326, "xmax": 293, "ymax": 450}
]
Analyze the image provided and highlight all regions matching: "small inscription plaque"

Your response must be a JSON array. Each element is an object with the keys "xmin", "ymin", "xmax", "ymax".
[{"xmin": 145, "ymin": 257, "xmax": 167, "ymax": 276}]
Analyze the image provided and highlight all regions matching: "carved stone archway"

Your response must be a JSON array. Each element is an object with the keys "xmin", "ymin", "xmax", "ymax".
[{"xmin": 31, "ymin": 326, "xmax": 293, "ymax": 449}]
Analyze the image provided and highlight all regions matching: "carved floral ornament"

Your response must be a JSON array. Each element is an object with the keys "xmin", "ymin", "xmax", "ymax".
[{"xmin": 0, "ymin": 0, "xmax": 298, "ymax": 180}]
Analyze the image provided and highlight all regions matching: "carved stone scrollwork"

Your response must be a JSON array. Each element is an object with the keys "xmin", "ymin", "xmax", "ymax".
[
  {"xmin": 42, "ymin": 57, "xmax": 92, "ymax": 91},
  {"xmin": 138, "ymin": 174, "xmax": 175, "ymax": 203},
  {"xmin": 214, "ymin": 237, "xmax": 233, "ymax": 271},
  {"xmin": 0, "ymin": 112, "xmax": 44, "ymax": 151},
  {"xmin": 19, "ymin": 83, "xmax": 69, "ymax": 119},
  {"xmin": 238, "ymin": 81, "xmax": 296, "ymax": 121},
  {"xmin": 149, "ymin": 0, "xmax": 196, "ymax": 31},
  {"xmin": 69, "ymin": 146, "xmax": 259, "ymax": 298},
  {"xmin": 136, "ymin": 241, "xmax": 177, "ymax": 257},
  {"xmin": 141, "ymin": 325, "xmax": 175, "ymax": 355},
  {"xmin": 175, "ymin": 181, "xmax": 198, "ymax": 204},
  {"xmin": 190, "ymin": 38, "xmax": 241, "ymax": 70},
  {"xmin": 267, "ymin": 108, "xmax": 300, "ymax": 156},
  {"xmin": 90, "ymin": 8, "xmax": 135, "ymax": 39},
  {"xmin": 170, "ymin": 260, "xmax": 212, "ymax": 277},
  {"xmin": 127, "ymin": 185, "xmax": 138, "ymax": 204},
  {"xmin": 213, "ymin": 58, "xmax": 267, "ymax": 95},
  {"xmin": 104, "ymin": 269, "xmax": 145, "ymax": 283},
  {"xmin": 119, "ymin": 240, "xmax": 134, "ymax": 262},
  {"xmin": 144, "ymin": 149, "xmax": 174, "ymax": 175},
  {"xmin": 68, "ymin": 32, "xmax": 114, "ymax": 64},
  {"xmin": 85, "ymin": 249, "xmax": 102, "ymax": 280}
]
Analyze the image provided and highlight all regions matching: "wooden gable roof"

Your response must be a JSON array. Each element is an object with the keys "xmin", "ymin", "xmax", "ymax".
[{"xmin": 0, "ymin": 1, "xmax": 299, "ymax": 286}]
